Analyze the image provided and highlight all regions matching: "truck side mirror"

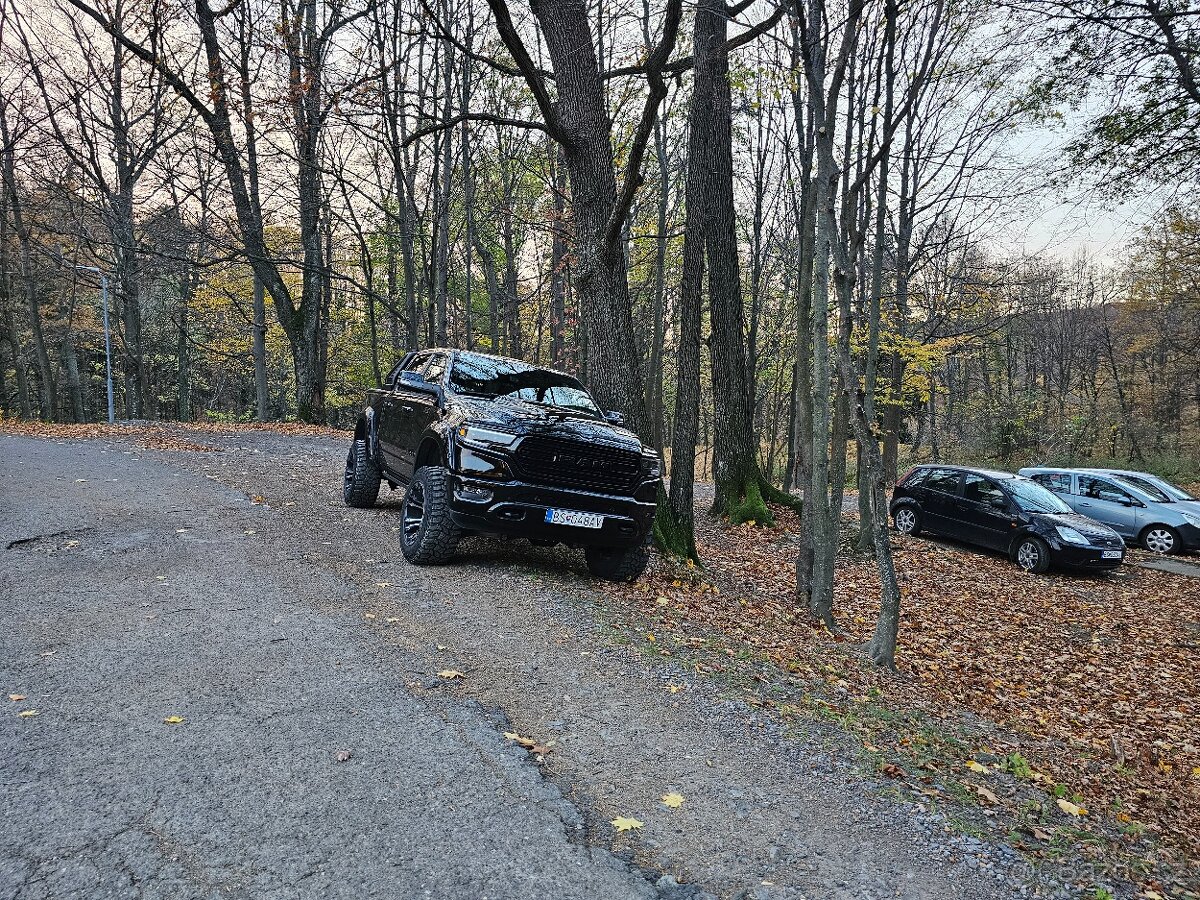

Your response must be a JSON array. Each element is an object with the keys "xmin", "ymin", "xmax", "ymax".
[
  {"xmin": 603, "ymin": 410, "xmax": 625, "ymax": 426},
  {"xmin": 398, "ymin": 370, "xmax": 438, "ymax": 395}
]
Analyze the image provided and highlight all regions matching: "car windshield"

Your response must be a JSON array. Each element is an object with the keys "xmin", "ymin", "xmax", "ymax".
[
  {"xmin": 1005, "ymin": 477, "xmax": 1073, "ymax": 514},
  {"xmin": 1115, "ymin": 474, "xmax": 1194, "ymax": 502},
  {"xmin": 449, "ymin": 352, "xmax": 602, "ymax": 418}
]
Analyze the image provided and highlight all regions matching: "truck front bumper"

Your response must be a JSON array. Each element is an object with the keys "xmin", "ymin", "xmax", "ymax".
[{"xmin": 447, "ymin": 473, "xmax": 658, "ymax": 548}]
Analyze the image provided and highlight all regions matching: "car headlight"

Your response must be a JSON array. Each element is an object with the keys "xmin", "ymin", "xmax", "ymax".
[
  {"xmin": 1056, "ymin": 526, "xmax": 1090, "ymax": 546},
  {"xmin": 1182, "ymin": 512, "xmax": 1200, "ymax": 528},
  {"xmin": 642, "ymin": 450, "xmax": 662, "ymax": 478},
  {"xmin": 458, "ymin": 425, "xmax": 518, "ymax": 448}
]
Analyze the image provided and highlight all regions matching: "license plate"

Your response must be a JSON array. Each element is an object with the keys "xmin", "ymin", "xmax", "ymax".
[
  {"xmin": 545, "ymin": 508, "xmax": 604, "ymax": 529},
  {"xmin": 1102, "ymin": 550, "xmax": 1123, "ymax": 559}
]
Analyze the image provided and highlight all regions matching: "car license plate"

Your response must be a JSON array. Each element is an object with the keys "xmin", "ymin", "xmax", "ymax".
[
  {"xmin": 1102, "ymin": 549, "xmax": 1122, "ymax": 559},
  {"xmin": 545, "ymin": 508, "xmax": 604, "ymax": 529}
]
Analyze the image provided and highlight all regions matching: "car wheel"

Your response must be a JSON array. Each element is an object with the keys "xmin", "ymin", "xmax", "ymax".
[
  {"xmin": 1015, "ymin": 536, "xmax": 1051, "ymax": 574},
  {"xmin": 892, "ymin": 505, "xmax": 921, "ymax": 536},
  {"xmin": 343, "ymin": 438, "xmax": 381, "ymax": 508},
  {"xmin": 399, "ymin": 466, "xmax": 461, "ymax": 565},
  {"xmin": 585, "ymin": 545, "xmax": 650, "ymax": 582},
  {"xmin": 1140, "ymin": 524, "xmax": 1180, "ymax": 555}
]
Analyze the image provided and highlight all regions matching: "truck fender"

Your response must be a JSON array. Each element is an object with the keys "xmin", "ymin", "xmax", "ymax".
[{"xmin": 354, "ymin": 408, "xmax": 379, "ymax": 462}]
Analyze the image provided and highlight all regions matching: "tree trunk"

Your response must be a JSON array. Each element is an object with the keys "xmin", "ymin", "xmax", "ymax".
[
  {"xmin": 512, "ymin": 0, "xmax": 656, "ymax": 439},
  {"xmin": 700, "ymin": 0, "xmax": 769, "ymax": 525},
  {"xmin": 0, "ymin": 116, "xmax": 55, "ymax": 421}
]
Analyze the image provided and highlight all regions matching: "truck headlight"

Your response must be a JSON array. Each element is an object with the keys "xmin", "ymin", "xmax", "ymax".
[
  {"xmin": 458, "ymin": 425, "xmax": 518, "ymax": 448},
  {"xmin": 1056, "ymin": 526, "xmax": 1090, "ymax": 546},
  {"xmin": 642, "ymin": 450, "xmax": 662, "ymax": 478},
  {"xmin": 457, "ymin": 446, "xmax": 512, "ymax": 480}
]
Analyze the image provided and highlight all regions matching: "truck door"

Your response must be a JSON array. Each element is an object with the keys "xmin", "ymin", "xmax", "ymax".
[
  {"xmin": 380, "ymin": 352, "xmax": 429, "ymax": 476},
  {"xmin": 395, "ymin": 353, "xmax": 446, "ymax": 480}
]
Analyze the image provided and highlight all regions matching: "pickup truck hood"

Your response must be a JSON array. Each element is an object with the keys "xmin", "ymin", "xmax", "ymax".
[{"xmin": 452, "ymin": 396, "xmax": 643, "ymax": 451}]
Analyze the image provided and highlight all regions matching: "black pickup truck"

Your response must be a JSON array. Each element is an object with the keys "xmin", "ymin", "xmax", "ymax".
[{"xmin": 343, "ymin": 349, "xmax": 661, "ymax": 581}]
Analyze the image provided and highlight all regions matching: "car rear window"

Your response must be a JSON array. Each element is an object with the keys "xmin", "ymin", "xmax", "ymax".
[
  {"xmin": 1031, "ymin": 472, "xmax": 1071, "ymax": 494},
  {"xmin": 923, "ymin": 469, "xmax": 961, "ymax": 495}
]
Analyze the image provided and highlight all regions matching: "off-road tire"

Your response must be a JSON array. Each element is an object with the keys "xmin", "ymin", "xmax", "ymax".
[
  {"xmin": 343, "ymin": 438, "xmax": 381, "ymax": 508},
  {"xmin": 1014, "ymin": 535, "xmax": 1051, "ymax": 574},
  {"xmin": 1140, "ymin": 524, "xmax": 1181, "ymax": 555},
  {"xmin": 400, "ymin": 466, "xmax": 461, "ymax": 565},
  {"xmin": 892, "ymin": 504, "xmax": 922, "ymax": 536},
  {"xmin": 585, "ymin": 545, "xmax": 650, "ymax": 582}
]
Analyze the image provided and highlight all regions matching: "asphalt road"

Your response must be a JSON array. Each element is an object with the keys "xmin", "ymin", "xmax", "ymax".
[
  {"xmin": 2, "ymin": 430, "xmax": 1045, "ymax": 900},
  {"xmin": 0, "ymin": 436, "xmax": 673, "ymax": 900}
]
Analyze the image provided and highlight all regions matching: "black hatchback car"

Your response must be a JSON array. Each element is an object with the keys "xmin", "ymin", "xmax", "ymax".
[{"xmin": 889, "ymin": 465, "xmax": 1126, "ymax": 573}]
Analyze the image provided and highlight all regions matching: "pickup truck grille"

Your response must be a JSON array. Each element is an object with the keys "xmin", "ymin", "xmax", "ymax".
[{"xmin": 513, "ymin": 435, "xmax": 642, "ymax": 494}]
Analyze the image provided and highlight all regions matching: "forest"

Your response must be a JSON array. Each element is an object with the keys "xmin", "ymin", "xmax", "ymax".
[{"xmin": 1, "ymin": 0, "xmax": 1197, "ymax": 665}]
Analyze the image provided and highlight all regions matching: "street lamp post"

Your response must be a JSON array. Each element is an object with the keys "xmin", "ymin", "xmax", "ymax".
[{"xmin": 75, "ymin": 265, "xmax": 115, "ymax": 424}]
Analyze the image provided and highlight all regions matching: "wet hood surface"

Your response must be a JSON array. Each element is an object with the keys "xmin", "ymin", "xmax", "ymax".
[
  {"xmin": 1032, "ymin": 510, "xmax": 1120, "ymax": 536},
  {"xmin": 450, "ymin": 395, "xmax": 643, "ymax": 452}
]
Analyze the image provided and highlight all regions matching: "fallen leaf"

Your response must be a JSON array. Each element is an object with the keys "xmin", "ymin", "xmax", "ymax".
[
  {"xmin": 18, "ymin": 709, "xmax": 38, "ymax": 718},
  {"xmin": 965, "ymin": 761, "xmax": 988, "ymax": 774},
  {"xmin": 376, "ymin": 582, "xmax": 391, "ymax": 588},
  {"xmin": 364, "ymin": 613, "xmax": 377, "ymax": 620},
  {"xmin": 1030, "ymin": 826, "xmax": 1052, "ymax": 841},
  {"xmin": 660, "ymin": 792, "xmax": 685, "ymax": 808},
  {"xmin": 503, "ymin": 731, "xmax": 538, "ymax": 750},
  {"xmin": 1056, "ymin": 798, "xmax": 1087, "ymax": 816},
  {"xmin": 611, "ymin": 816, "xmax": 643, "ymax": 832},
  {"xmin": 656, "ymin": 596, "xmax": 669, "ymax": 606},
  {"xmin": 335, "ymin": 749, "xmax": 352, "ymax": 762},
  {"xmin": 436, "ymin": 644, "xmax": 447, "ymax": 651},
  {"xmin": 437, "ymin": 670, "xmax": 465, "ymax": 679},
  {"xmin": 386, "ymin": 617, "xmax": 399, "ymax": 624},
  {"xmin": 175, "ymin": 528, "xmax": 188, "ymax": 533},
  {"xmin": 880, "ymin": 763, "xmax": 906, "ymax": 778},
  {"xmin": 8, "ymin": 694, "xmax": 25, "ymax": 702},
  {"xmin": 243, "ymin": 529, "xmax": 256, "ymax": 535},
  {"xmin": 969, "ymin": 783, "xmax": 999, "ymax": 805},
  {"xmin": 163, "ymin": 716, "xmax": 185, "ymax": 725},
  {"xmin": 667, "ymin": 683, "xmax": 684, "ymax": 694}
]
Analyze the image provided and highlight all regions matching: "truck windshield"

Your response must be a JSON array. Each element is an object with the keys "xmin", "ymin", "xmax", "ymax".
[
  {"xmin": 449, "ymin": 352, "xmax": 602, "ymax": 418},
  {"xmin": 1005, "ymin": 477, "xmax": 1074, "ymax": 514}
]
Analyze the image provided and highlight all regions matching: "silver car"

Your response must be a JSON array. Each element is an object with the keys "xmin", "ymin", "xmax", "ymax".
[{"xmin": 1017, "ymin": 467, "xmax": 1200, "ymax": 555}]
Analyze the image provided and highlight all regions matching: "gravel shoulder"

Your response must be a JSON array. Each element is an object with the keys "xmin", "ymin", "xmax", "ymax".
[{"xmin": 2, "ymin": 426, "xmax": 1052, "ymax": 899}]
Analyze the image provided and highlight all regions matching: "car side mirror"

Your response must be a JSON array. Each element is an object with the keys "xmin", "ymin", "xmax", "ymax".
[
  {"xmin": 603, "ymin": 410, "xmax": 625, "ymax": 426},
  {"xmin": 989, "ymin": 495, "xmax": 1007, "ymax": 509}
]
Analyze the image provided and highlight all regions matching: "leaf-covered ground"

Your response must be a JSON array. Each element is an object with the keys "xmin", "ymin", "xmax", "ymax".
[{"xmin": 613, "ymin": 501, "xmax": 1200, "ymax": 895}]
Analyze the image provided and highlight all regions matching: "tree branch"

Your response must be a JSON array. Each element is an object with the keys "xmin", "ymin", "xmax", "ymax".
[
  {"xmin": 605, "ymin": 0, "xmax": 684, "ymax": 249},
  {"xmin": 484, "ymin": 0, "xmax": 566, "ymax": 144},
  {"xmin": 403, "ymin": 111, "xmax": 549, "ymax": 147},
  {"xmin": 604, "ymin": 2, "xmax": 786, "ymax": 80}
]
